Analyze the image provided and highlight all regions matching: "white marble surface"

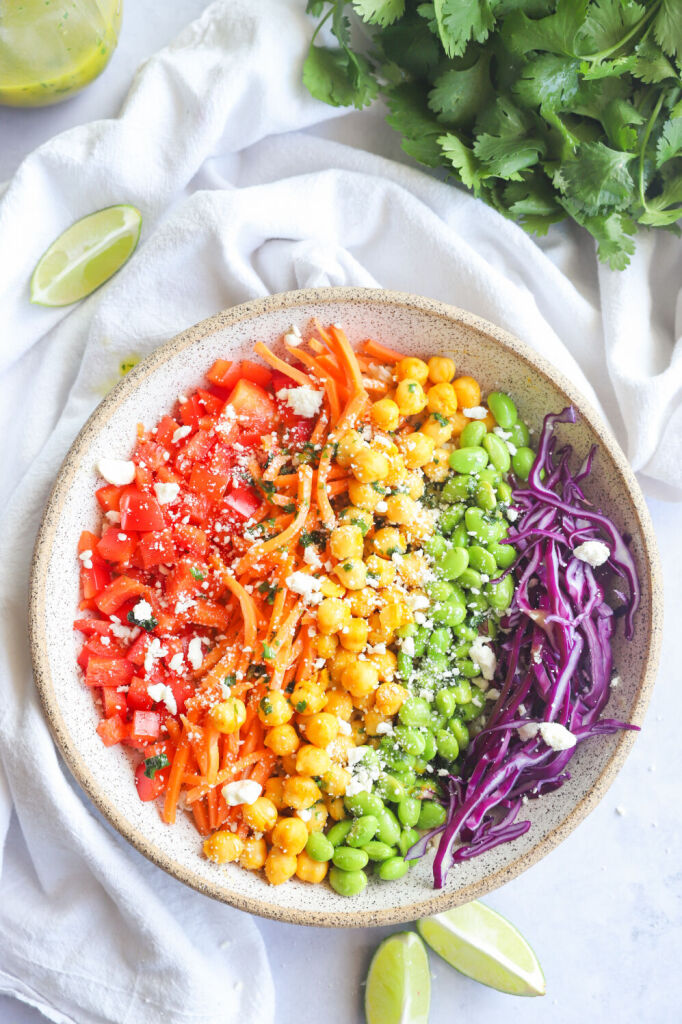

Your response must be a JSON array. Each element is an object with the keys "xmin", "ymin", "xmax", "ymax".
[{"xmin": 2, "ymin": 4, "xmax": 680, "ymax": 1022}]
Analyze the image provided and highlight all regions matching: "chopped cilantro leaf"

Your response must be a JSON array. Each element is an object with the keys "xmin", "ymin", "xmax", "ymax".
[
  {"xmin": 143, "ymin": 754, "xmax": 169, "ymax": 779},
  {"xmin": 127, "ymin": 609, "xmax": 158, "ymax": 632},
  {"xmin": 190, "ymin": 566, "xmax": 205, "ymax": 581}
]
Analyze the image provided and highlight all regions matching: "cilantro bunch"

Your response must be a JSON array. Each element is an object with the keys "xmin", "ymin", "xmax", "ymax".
[{"xmin": 303, "ymin": 0, "xmax": 682, "ymax": 269}]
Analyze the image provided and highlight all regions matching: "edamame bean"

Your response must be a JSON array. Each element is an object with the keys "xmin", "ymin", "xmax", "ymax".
[
  {"xmin": 435, "ymin": 729, "xmax": 460, "ymax": 760},
  {"xmin": 485, "ymin": 574, "xmax": 515, "ymax": 611},
  {"xmin": 397, "ymin": 623, "xmax": 417, "ymax": 639},
  {"xmin": 436, "ymin": 545, "xmax": 470, "ymax": 581},
  {"xmin": 427, "ymin": 627, "xmax": 452, "ymax": 657},
  {"xmin": 425, "ymin": 533, "xmax": 448, "ymax": 560},
  {"xmin": 451, "ymin": 523, "xmax": 468, "ymax": 548},
  {"xmin": 459, "ymin": 699, "xmax": 482, "ymax": 722},
  {"xmin": 305, "ymin": 832, "xmax": 334, "ymax": 862},
  {"xmin": 451, "ymin": 678, "xmax": 472, "ymax": 703},
  {"xmin": 398, "ymin": 795, "xmax": 421, "ymax": 827},
  {"xmin": 346, "ymin": 815, "xmax": 379, "ymax": 848},
  {"xmin": 510, "ymin": 420, "xmax": 530, "ymax": 447},
  {"xmin": 448, "ymin": 717, "xmax": 470, "ymax": 748},
  {"xmin": 375, "ymin": 807, "xmax": 401, "ymax": 846},
  {"xmin": 394, "ymin": 725, "xmax": 426, "ymax": 756},
  {"xmin": 464, "ymin": 507, "xmax": 496, "ymax": 543},
  {"xmin": 332, "ymin": 846, "xmax": 369, "ymax": 871},
  {"xmin": 442, "ymin": 474, "xmax": 474, "ymax": 504},
  {"xmin": 438, "ymin": 595, "xmax": 467, "ymax": 627},
  {"xmin": 390, "ymin": 768, "xmax": 417, "ymax": 789},
  {"xmin": 344, "ymin": 791, "xmax": 384, "ymax": 818},
  {"xmin": 378, "ymin": 856, "xmax": 409, "ymax": 881},
  {"xmin": 468, "ymin": 545, "xmax": 497, "ymax": 576},
  {"xmin": 497, "ymin": 481, "xmax": 513, "ymax": 504},
  {"xmin": 483, "ymin": 432, "xmax": 511, "ymax": 473},
  {"xmin": 399, "ymin": 696, "xmax": 432, "ymax": 728},
  {"xmin": 512, "ymin": 446, "xmax": 536, "ymax": 481},
  {"xmin": 458, "ymin": 567, "xmax": 483, "ymax": 590},
  {"xmin": 375, "ymin": 773, "xmax": 405, "ymax": 803},
  {"xmin": 478, "ymin": 467, "xmax": 501, "ymax": 487},
  {"xmin": 460, "ymin": 420, "xmax": 487, "ymax": 447},
  {"xmin": 397, "ymin": 650, "xmax": 413, "ymax": 681},
  {"xmin": 488, "ymin": 541, "xmax": 517, "ymax": 569},
  {"xmin": 487, "ymin": 391, "xmax": 518, "ymax": 430},
  {"xmin": 327, "ymin": 820, "xmax": 353, "ymax": 846},
  {"xmin": 412, "ymin": 626, "xmax": 429, "ymax": 657},
  {"xmin": 475, "ymin": 480, "xmax": 497, "ymax": 511},
  {"xmin": 428, "ymin": 580, "xmax": 455, "ymax": 603},
  {"xmin": 417, "ymin": 800, "xmax": 447, "ymax": 830},
  {"xmin": 425, "ymin": 651, "xmax": 449, "ymax": 677},
  {"xmin": 439, "ymin": 504, "xmax": 465, "ymax": 533},
  {"xmin": 453, "ymin": 623, "xmax": 477, "ymax": 642},
  {"xmin": 449, "ymin": 446, "xmax": 489, "ymax": 474},
  {"xmin": 435, "ymin": 688, "xmax": 457, "ymax": 718},
  {"xmin": 458, "ymin": 658, "xmax": 481, "ymax": 678},
  {"xmin": 364, "ymin": 841, "xmax": 396, "ymax": 862},
  {"xmin": 329, "ymin": 866, "xmax": 367, "ymax": 896},
  {"xmin": 421, "ymin": 731, "xmax": 437, "ymax": 760},
  {"xmin": 398, "ymin": 828, "xmax": 420, "ymax": 858}
]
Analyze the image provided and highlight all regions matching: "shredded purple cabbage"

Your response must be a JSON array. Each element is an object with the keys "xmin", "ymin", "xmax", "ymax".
[{"xmin": 409, "ymin": 406, "xmax": 641, "ymax": 888}]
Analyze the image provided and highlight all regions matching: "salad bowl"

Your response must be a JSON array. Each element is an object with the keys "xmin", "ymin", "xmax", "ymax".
[{"xmin": 29, "ymin": 288, "xmax": 662, "ymax": 926}]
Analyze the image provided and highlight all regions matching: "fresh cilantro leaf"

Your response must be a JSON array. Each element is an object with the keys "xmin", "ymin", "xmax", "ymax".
[
  {"xmin": 295, "ymin": 699, "xmax": 308, "ymax": 712},
  {"xmin": 653, "ymin": 0, "xmax": 682, "ymax": 59},
  {"xmin": 576, "ymin": 0, "xmax": 646, "ymax": 56},
  {"xmin": 306, "ymin": 0, "xmax": 327, "ymax": 14},
  {"xmin": 143, "ymin": 754, "xmax": 169, "ymax": 779},
  {"xmin": 378, "ymin": 12, "xmax": 442, "ymax": 76},
  {"xmin": 438, "ymin": 132, "xmax": 485, "ymax": 190},
  {"xmin": 190, "ymin": 566, "xmax": 205, "ymax": 581},
  {"xmin": 580, "ymin": 54, "xmax": 637, "ymax": 81},
  {"xmin": 473, "ymin": 98, "xmax": 545, "ymax": 179},
  {"xmin": 127, "ymin": 608, "xmax": 158, "ymax": 633},
  {"xmin": 303, "ymin": 44, "xmax": 378, "ymax": 109},
  {"xmin": 353, "ymin": 0, "xmax": 405, "ymax": 27},
  {"xmin": 386, "ymin": 82, "xmax": 446, "ymax": 167},
  {"xmin": 503, "ymin": 0, "xmax": 589, "ymax": 57},
  {"xmin": 503, "ymin": 174, "xmax": 563, "ymax": 219},
  {"xmin": 433, "ymin": 0, "xmax": 496, "ymax": 58},
  {"xmin": 554, "ymin": 142, "xmax": 636, "ymax": 213},
  {"xmin": 602, "ymin": 97, "xmax": 646, "ymax": 151},
  {"xmin": 428, "ymin": 53, "xmax": 493, "ymax": 127},
  {"xmin": 561, "ymin": 198, "xmax": 637, "ymax": 269},
  {"xmin": 262, "ymin": 642, "xmax": 275, "ymax": 660},
  {"xmin": 514, "ymin": 54, "xmax": 581, "ymax": 110},
  {"xmin": 432, "ymin": 410, "xmax": 449, "ymax": 426},
  {"xmin": 639, "ymin": 174, "xmax": 682, "ymax": 226},
  {"xmin": 632, "ymin": 36, "xmax": 677, "ymax": 83},
  {"xmin": 656, "ymin": 117, "xmax": 682, "ymax": 167},
  {"xmin": 223, "ymin": 673, "xmax": 237, "ymax": 688}
]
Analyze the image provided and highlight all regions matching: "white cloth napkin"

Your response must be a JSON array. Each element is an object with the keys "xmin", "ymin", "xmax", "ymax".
[{"xmin": 0, "ymin": 0, "xmax": 680, "ymax": 1021}]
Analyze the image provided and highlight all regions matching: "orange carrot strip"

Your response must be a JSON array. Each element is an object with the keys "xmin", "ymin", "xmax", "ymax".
[
  {"xmin": 310, "ymin": 412, "xmax": 329, "ymax": 446},
  {"xmin": 240, "ymin": 720, "xmax": 264, "ymax": 757},
  {"xmin": 326, "ymin": 478, "xmax": 351, "ymax": 496},
  {"xmin": 192, "ymin": 799, "xmax": 211, "ymax": 836},
  {"xmin": 361, "ymin": 338, "xmax": 405, "ymax": 364},
  {"xmin": 253, "ymin": 341, "xmax": 311, "ymax": 386},
  {"xmin": 236, "ymin": 465, "xmax": 313, "ymax": 573},
  {"xmin": 162, "ymin": 731, "xmax": 190, "ymax": 824},
  {"xmin": 286, "ymin": 343, "xmax": 342, "ymax": 421},
  {"xmin": 206, "ymin": 788, "xmax": 219, "ymax": 831},
  {"xmin": 328, "ymin": 325, "xmax": 366, "ymax": 394},
  {"xmin": 248, "ymin": 752, "xmax": 277, "ymax": 786},
  {"xmin": 186, "ymin": 751, "xmax": 269, "ymax": 803},
  {"xmin": 209, "ymin": 554, "xmax": 258, "ymax": 651}
]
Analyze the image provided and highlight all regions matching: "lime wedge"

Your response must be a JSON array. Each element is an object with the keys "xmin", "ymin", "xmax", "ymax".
[
  {"xmin": 365, "ymin": 932, "xmax": 430, "ymax": 1024},
  {"xmin": 417, "ymin": 901, "xmax": 545, "ymax": 997},
  {"xmin": 30, "ymin": 205, "xmax": 142, "ymax": 306}
]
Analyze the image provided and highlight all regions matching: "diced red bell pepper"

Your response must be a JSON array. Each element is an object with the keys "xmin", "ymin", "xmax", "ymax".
[
  {"xmin": 77, "ymin": 636, "xmax": 124, "ymax": 670},
  {"xmin": 195, "ymin": 389, "xmax": 224, "ymax": 417},
  {"xmin": 95, "ymin": 574, "xmax": 148, "ymax": 615},
  {"xmin": 120, "ymin": 490, "xmax": 165, "ymax": 533},
  {"xmin": 102, "ymin": 686, "xmax": 128, "ymax": 718},
  {"xmin": 134, "ymin": 756, "xmax": 169, "ymax": 801},
  {"xmin": 168, "ymin": 678, "xmax": 194, "ymax": 716},
  {"xmin": 189, "ymin": 601, "xmax": 229, "ymax": 631},
  {"xmin": 155, "ymin": 415, "xmax": 182, "ymax": 447},
  {"xmin": 179, "ymin": 395, "xmax": 203, "ymax": 430},
  {"xmin": 189, "ymin": 463, "xmax": 231, "ymax": 503},
  {"xmin": 95, "ymin": 484, "xmax": 123, "ymax": 512},
  {"xmin": 226, "ymin": 379, "xmax": 276, "ymax": 434},
  {"xmin": 173, "ymin": 523, "xmax": 208, "ymax": 558},
  {"xmin": 96, "ymin": 527, "xmax": 137, "ymax": 564},
  {"xmin": 240, "ymin": 360, "xmax": 272, "ymax": 389},
  {"xmin": 270, "ymin": 370, "xmax": 294, "ymax": 392},
  {"xmin": 80, "ymin": 561, "xmax": 112, "ymax": 601},
  {"xmin": 97, "ymin": 715, "xmax": 128, "ymax": 747},
  {"xmin": 133, "ymin": 440, "xmax": 170, "ymax": 473},
  {"xmin": 177, "ymin": 490, "xmax": 211, "ymax": 526},
  {"xmin": 73, "ymin": 617, "xmax": 111, "ymax": 637},
  {"xmin": 129, "ymin": 710, "xmax": 161, "ymax": 744},
  {"xmin": 127, "ymin": 675, "xmax": 154, "ymax": 711},
  {"xmin": 137, "ymin": 529, "xmax": 176, "ymax": 569},
  {"xmin": 207, "ymin": 359, "xmax": 240, "ymax": 390},
  {"xmin": 85, "ymin": 657, "xmax": 134, "ymax": 688},
  {"xmin": 224, "ymin": 484, "xmax": 261, "ymax": 521}
]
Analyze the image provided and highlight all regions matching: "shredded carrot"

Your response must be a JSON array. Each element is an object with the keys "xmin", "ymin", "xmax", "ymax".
[
  {"xmin": 209, "ymin": 554, "xmax": 258, "ymax": 651},
  {"xmin": 236, "ymin": 465, "xmax": 313, "ymax": 574},
  {"xmin": 361, "ymin": 338, "xmax": 405, "ymax": 363},
  {"xmin": 253, "ymin": 341, "xmax": 312, "ymax": 386}
]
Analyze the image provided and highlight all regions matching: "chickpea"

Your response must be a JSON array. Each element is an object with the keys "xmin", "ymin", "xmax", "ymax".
[
  {"xmin": 241, "ymin": 796, "xmax": 278, "ymax": 833},
  {"xmin": 397, "ymin": 552, "xmax": 430, "ymax": 586},
  {"xmin": 325, "ymin": 795, "xmax": 347, "ymax": 820},
  {"xmin": 427, "ymin": 381, "xmax": 458, "ymax": 416},
  {"xmin": 257, "ymin": 690, "xmax": 292, "ymax": 727},
  {"xmin": 379, "ymin": 600, "xmax": 412, "ymax": 633},
  {"xmin": 209, "ymin": 697, "xmax": 246, "ymax": 735},
  {"xmin": 428, "ymin": 356, "xmax": 456, "ymax": 383},
  {"xmin": 351, "ymin": 448, "xmax": 391, "ymax": 484},
  {"xmin": 329, "ymin": 648, "xmax": 357, "ymax": 685},
  {"xmin": 385, "ymin": 494, "xmax": 419, "ymax": 525},
  {"xmin": 367, "ymin": 649, "xmax": 398, "ymax": 683},
  {"xmin": 317, "ymin": 596, "xmax": 351, "ymax": 635},
  {"xmin": 367, "ymin": 611, "xmax": 394, "ymax": 645},
  {"xmin": 333, "ymin": 558, "xmax": 367, "ymax": 591},
  {"xmin": 396, "ymin": 357, "xmax": 429, "ymax": 385},
  {"xmin": 365, "ymin": 554, "xmax": 397, "ymax": 588},
  {"xmin": 296, "ymin": 744, "xmax": 332, "ymax": 777},
  {"xmin": 348, "ymin": 480, "xmax": 385, "ymax": 511},
  {"xmin": 305, "ymin": 712, "xmax": 339, "ymax": 747},
  {"xmin": 203, "ymin": 831, "xmax": 244, "ymax": 864},
  {"xmin": 399, "ymin": 432, "xmax": 435, "ymax": 469},
  {"xmin": 448, "ymin": 410, "xmax": 470, "ymax": 437},
  {"xmin": 374, "ymin": 681, "xmax": 409, "ymax": 716},
  {"xmin": 323, "ymin": 689, "xmax": 353, "ymax": 721},
  {"xmin": 395, "ymin": 379, "xmax": 427, "ymax": 416},
  {"xmin": 423, "ymin": 447, "xmax": 451, "ymax": 482},
  {"xmin": 264, "ymin": 849, "xmax": 297, "ymax": 885},
  {"xmin": 339, "ymin": 616, "xmax": 369, "ymax": 652},
  {"xmin": 371, "ymin": 526, "xmax": 406, "ymax": 558},
  {"xmin": 326, "ymin": 734, "xmax": 355, "ymax": 764},
  {"xmin": 337, "ymin": 505, "xmax": 373, "ymax": 535},
  {"xmin": 420, "ymin": 414, "xmax": 454, "ymax": 446},
  {"xmin": 341, "ymin": 661, "xmax": 379, "ymax": 698},
  {"xmin": 264, "ymin": 723, "xmax": 300, "ymax": 756},
  {"xmin": 272, "ymin": 816, "xmax": 309, "ymax": 855},
  {"xmin": 296, "ymin": 850, "xmax": 329, "ymax": 883},
  {"xmin": 319, "ymin": 577, "xmax": 346, "ymax": 599},
  {"xmin": 330, "ymin": 523, "xmax": 364, "ymax": 561},
  {"xmin": 315, "ymin": 633, "xmax": 338, "ymax": 659},
  {"xmin": 304, "ymin": 801, "xmax": 329, "ymax": 832},
  {"xmin": 405, "ymin": 471, "xmax": 425, "ymax": 500},
  {"xmin": 239, "ymin": 837, "xmax": 268, "ymax": 871},
  {"xmin": 263, "ymin": 777, "xmax": 286, "ymax": 810},
  {"xmin": 290, "ymin": 682, "xmax": 328, "ymax": 715},
  {"xmin": 371, "ymin": 397, "xmax": 400, "ymax": 432},
  {"xmin": 384, "ymin": 450, "xmax": 407, "ymax": 488},
  {"xmin": 282, "ymin": 775, "xmax": 322, "ymax": 810},
  {"xmin": 453, "ymin": 375, "xmax": 482, "ymax": 409},
  {"xmin": 346, "ymin": 587, "xmax": 381, "ymax": 617},
  {"xmin": 322, "ymin": 763, "xmax": 352, "ymax": 797},
  {"xmin": 365, "ymin": 709, "xmax": 392, "ymax": 736},
  {"xmin": 335, "ymin": 429, "xmax": 364, "ymax": 468}
]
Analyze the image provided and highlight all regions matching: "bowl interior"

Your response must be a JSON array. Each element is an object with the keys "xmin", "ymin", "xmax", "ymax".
[{"xmin": 30, "ymin": 289, "xmax": 660, "ymax": 926}]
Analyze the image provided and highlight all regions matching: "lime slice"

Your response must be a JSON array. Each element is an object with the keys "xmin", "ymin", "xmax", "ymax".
[
  {"xmin": 365, "ymin": 931, "xmax": 430, "ymax": 1024},
  {"xmin": 30, "ymin": 205, "xmax": 142, "ymax": 306},
  {"xmin": 417, "ymin": 901, "xmax": 545, "ymax": 997}
]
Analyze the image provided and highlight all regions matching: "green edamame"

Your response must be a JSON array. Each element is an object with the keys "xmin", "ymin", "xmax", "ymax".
[
  {"xmin": 364, "ymin": 841, "xmax": 396, "ymax": 862},
  {"xmin": 329, "ymin": 866, "xmax": 367, "ymax": 896},
  {"xmin": 417, "ymin": 800, "xmax": 447, "ymax": 830},
  {"xmin": 332, "ymin": 846, "xmax": 369, "ymax": 871},
  {"xmin": 510, "ymin": 420, "xmax": 530, "ymax": 447},
  {"xmin": 397, "ymin": 650, "xmax": 413, "ymax": 681},
  {"xmin": 483, "ymin": 432, "xmax": 511, "ymax": 473},
  {"xmin": 344, "ymin": 791, "xmax": 384, "ymax": 818},
  {"xmin": 439, "ymin": 504, "xmax": 465, "ymax": 533},
  {"xmin": 449, "ymin": 446, "xmax": 489, "ymax": 474},
  {"xmin": 448, "ymin": 716, "xmax": 470, "ymax": 748},
  {"xmin": 512, "ymin": 446, "xmax": 535, "ymax": 481},
  {"xmin": 305, "ymin": 832, "xmax": 334, "ymax": 862},
  {"xmin": 458, "ymin": 567, "xmax": 483, "ymax": 590},
  {"xmin": 327, "ymin": 820, "xmax": 353, "ymax": 846},
  {"xmin": 487, "ymin": 391, "xmax": 518, "ymax": 430},
  {"xmin": 485, "ymin": 574, "xmax": 515, "ymax": 611},
  {"xmin": 442, "ymin": 474, "xmax": 473, "ymax": 504},
  {"xmin": 488, "ymin": 541, "xmax": 517, "ymax": 569},
  {"xmin": 460, "ymin": 420, "xmax": 487, "ymax": 447},
  {"xmin": 468, "ymin": 545, "xmax": 497, "ymax": 576},
  {"xmin": 435, "ymin": 688, "xmax": 456, "ymax": 718},
  {"xmin": 399, "ymin": 696, "xmax": 432, "ymax": 728},
  {"xmin": 427, "ymin": 627, "xmax": 452, "ymax": 657},
  {"xmin": 346, "ymin": 815, "xmax": 379, "ymax": 848},
  {"xmin": 475, "ymin": 480, "xmax": 497, "ymax": 511},
  {"xmin": 397, "ymin": 795, "xmax": 421, "ymax": 828},
  {"xmin": 375, "ymin": 773, "xmax": 404, "ymax": 803},
  {"xmin": 435, "ymin": 729, "xmax": 460, "ymax": 760},
  {"xmin": 398, "ymin": 827, "xmax": 420, "ymax": 858},
  {"xmin": 378, "ymin": 856, "xmax": 409, "ymax": 881},
  {"xmin": 436, "ymin": 545, "xmax": 470, "ymax": 581},
  {"xmin": 394, "ymin": 725, "xmax": 426, "ymax": 756},
  {"xmin": 375, "ymin": 807, "xmax": 401, "ymax": 846}
]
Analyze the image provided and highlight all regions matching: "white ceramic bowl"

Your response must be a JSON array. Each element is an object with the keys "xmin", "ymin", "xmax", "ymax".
[{"xmin": 29, "ymin": 288, "xmax": 662, "ymax": 926}]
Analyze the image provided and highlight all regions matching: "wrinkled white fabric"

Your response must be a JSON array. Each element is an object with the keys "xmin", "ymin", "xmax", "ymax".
[{"xmin": 0, "ymin": 0, "xmax": 680, "ymax": 1021}]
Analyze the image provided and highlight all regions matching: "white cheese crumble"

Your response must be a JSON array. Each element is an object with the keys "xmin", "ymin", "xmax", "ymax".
[
  {"xmin": 187, "ymin": 637, "xmax": 204, "ymax": 671},
  {"xmin": 132, "ymin": 599, "xmax": 153, "ymax": 622},
  {"xmin": 284, "ymin": 325, "xmax": 302, "ymax": 347},
  {"xmin": 468, "ymin": 637, "xmax": 497, "ymax": 681},
  {"xmin": 174, "ymin": 594, "xmax": 196, "ymax": 615},
  {"xmin": 78, "ymin": 549, "xmax": 93, "ymax": 570},
  {"xmin": 144, "ymin": 637, "xmax": 167, "ymax": 675},
  {"xmin": 375, "ymin": 722, "xmax": 394, "ymax": 736},
  {"xmin": 221, "ymin": 780, "xmax": 262, "ymax": 806},
  {"xmin": 172, "ymin": 425, "xmax": 192, "ymax": 444},
  {"xmin": 97, "ymin": 458, "xmax": 136, "ymax": 486},
  {"xmin": 276, "ymin": 385, "xmax": 323, "ymax": 418},
  {"xmin": 154, "ymin": 481, "xmax": 180, "ymax": 505},
  {"xmin": 345, "ymin": 746, "xmax": 381, "ymax": 797},
  {"xmin": 297, "ymin": 808, "xmax": 313, "ymax": 822},
  {"xmin": 517, "ymin": 721, "xmax": 577, "ymax": 751},
  {"xmin": 147, "ymin": 682, "xmax": 177, "ymax": 715},
  {"xmin": 401, "ymin": 636, "xmax": 415, "ymax": 657},
  {"xmin": 105, "ymin": 510, "xmax": 121, "ymax": 525},
  {"xmin": 573, "ymin": 540, "xmax": 610, "ymax": 567},
  {"xmin": 337, "ymin": 718, "xmax": 352, "ymax": 736},
  {"xmin": 463, "ymin": 406, "xmax": 487, "ymax": 420},
  {"xmin": 285, "ymin": 571, "xmax": 323, "ymax": 605},
  {"xmin": 610, "ymin": 674, "xmax": 621, "ymax": 689},
  {"xmin": 303, "ymin": 545, "xmax": 322, "ymax": 569},
  {"xmin": 168, "ymin": 652, "xmax": 185, "ymax": 674}
]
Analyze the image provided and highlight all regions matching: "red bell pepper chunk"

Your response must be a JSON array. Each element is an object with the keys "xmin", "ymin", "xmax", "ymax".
[
  {"xmin": 155, "ymin": 415, "xmax": 182, "ymax": 447},
  {"xmin": 134, "ymin": 756, "xmax": 169, "ymax": 801},
  {"xmin": 137, "ymin": 529, "xmax": 176, "ymax": 569},
  {"xmin": 196, "ymin": 388, "xmax": 224, "ymax": 416},
  {"xmin": 77, "ymin": 636, "xmax": 123, "ymax": 670},
  {"xmin": 168, "ymin": 678, "xmax": 194, "ymax": 717},
  {"xmin": 80, "ymin": 562, "xmax": 112, "ymax": 601},
  {"xmin": 173, "ymin": 523, "xmax": 208, "ymax": 558},
  {"xmin": 225, "ymin": 379, "xmax": 276, "ymax": 434},
  {"xmin": 85, "ymin": 657, "xmax": 135, "ymax": 688},
  {"xmin": 102, "ymin": 686, "xmax": 128, "ymax": 718},
  {"xmin": 95, "ymin": 574, "xmax": 148, "ymax": 615},
  {"xmin": 97, "ymin": 715, "xmax": 128, "ymax": 747},
  {"xmin": 129, "ymin": 710, "xmax": 161, "ymax": 744},
  {"xmin": 95, "ymin": 484, "xmax": 123, "ymax": 512},
  {"xmin": 120, "ymin": 490, "xmax": 165, "ymax": 533},
  {"xmin": 239, "ymin": 360, "xmax": 272, "ymax": 389},
  {"xmin": 127, "ymin": 675, "xmax": 154, "ymax": 710},
  {"xmin": 224, "ymin": 484, "xmax": 262, "ymax": 521},
  {"xmin": 176, "ymin": 490, "xmax": 211, "ymax": 526},
  {"xmin": 179, "ymin": 395, "xmax": 203, "ymax": 430},
  {"xmin": 207, "ymin": 358, "xmax": 237, "ymax": 388},
  {"xmin": 188, "ymin": 463, "xmax": 231, "ymax": 503},
  {"xmin": 96, "ymin": 527, "xmax": 137, "ymax": 564},
  {"xmin": 73, "ymin": 617, "xmax": 112, "ymax": 637}
]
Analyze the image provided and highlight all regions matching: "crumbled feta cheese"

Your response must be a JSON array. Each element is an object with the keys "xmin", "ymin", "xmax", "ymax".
[
  {"xmin": 401, "ymin": 637, "xmax": 415, "ymax": 662},
  {"xmin": 303, "ymin": 545, "xmax": 322, "ymax": 569},
  {"xmin": 175, "ymin": 594, "xmax": 196, "ymax": 615},
  {"xmin": 78, "ymin": 549, "xmax": 93, "ymax": 570},
  {"xmin": 468, "ymin": 637, "xmax": 497, "ymax": 681},
  {"xmin": 517, "ymin": 721, "xmax": 577, "ymax": 751},
  {"xmin": 110, "ymin": 620, "xmax": 138, "ymax": 641},
  {"xmin": 463, "ymin": 406, "xmax": 487, "ymax": 420},
  {"xmin": 297, "ymin": 808, "xmax": 313, "ymax": 822},
  {"xmin": 284, "ymin": 325, "xmax": 302, "ymax": 347},
  {"xmin": 105, "ymin": 510, "xmax": 121, "ymax": 524},
  {"xmin": 144, "ymin": 637, "xmax": 167, "ymax": 675},
  {"xmin": 97, "ymin": 458, "xmax": 136, "ymax": 486},
  {"xmin": 168, "ymin": 652, "xmax": 185, "ymax": 674},
  {"xmin": 345, "ymin": 746, "xmax": 382, "ymax": 796},
  {"xmin": 407, "ymin": 592, "xmax": 430, "ymax": 612},
  {"xmin": 276, "ymin": 385, "xmax": 323, "ymax": 418},
  {"xmin": 337, "ymin": 718, "xmax": 352, "ymax": 736},
  {"xmin": 147, "ymin": 682, "xmax": 177, "ymax": 715},
  {"xmin": 285, "ymin": 571, "xmax": 323, "ymax": 605},
  {"xmin": 375, "ymin": 500, "xmax": 388, "ymax": 514},
  {"xmin": 518, "ymin": 722, "xmax": 540, "ymax": 743},
  {"xmin": 172, "ymin": 425, "xmax": 192, "ymax": 444},
  {"xmin": 506, "ymin": 508, "xmax": 519, "ymax": 522},
  {"xmin": 221, "ymin": 780, "xmax": 262, "ymax": 806},
  {"xmin": 573, "ymin": 540, "xmax": 610, "ymax": 567},
  {"xmin": 615, "ymin": 805, "xmax": 627, "ymax": 817},
  {"xmin": 132, "ymin": 598, "xmax": 153, "ymax": 622},
  {"xmin": 610, "ymin": 674, "xmax": 621, "ymax": 689},
  {"xmin": 486, "ymin": 688, "xmax": 501, "ymax": 701},
  {"xmin": 154, "ymin": 481, "xmax": 180, "ymax": 505},
  {"xmin": 187, "ymin": 637, "xmax": 203, "ymax": 671},
  {"xmin": 375, "ymin": 721, "xmax": 394, "ymax": 736}
]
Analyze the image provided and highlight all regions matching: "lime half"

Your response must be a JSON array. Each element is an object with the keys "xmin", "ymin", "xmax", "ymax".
[
  {"xmin": 417, "ymin": 901, "xmax": 545, "ymax": 997},
  {"xmin": 30, "ymin": 204, "xmax": 142, "ymax": 306},
  {"xmin": 365, "ymin": 931, "xmax": 430, "ymax": 1024}
]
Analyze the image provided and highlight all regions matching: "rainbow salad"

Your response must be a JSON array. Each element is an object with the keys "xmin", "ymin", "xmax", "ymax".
[{"xmin": 75, "ymin": 324, "xmax": 639, "ymax": 895}]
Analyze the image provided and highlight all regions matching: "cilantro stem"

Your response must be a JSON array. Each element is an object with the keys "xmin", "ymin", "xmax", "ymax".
[
  {"xmin": 580, "ymin": 2, "xmax": 660, "ymax": 65},
  {"xmin": 310, "ymin": 4, "xmax": 334, "ymax": 46},
  {"xmin": 638, "ymin": 90, "xmax": 665, "ymax": 213}
]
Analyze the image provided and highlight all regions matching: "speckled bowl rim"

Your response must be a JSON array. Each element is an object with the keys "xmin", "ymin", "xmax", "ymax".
[{"xmin": 29, "ymin": 287, "xmax": 662, "ymax": 928}]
